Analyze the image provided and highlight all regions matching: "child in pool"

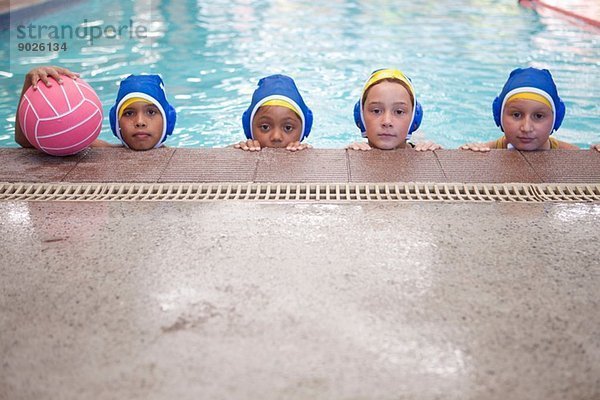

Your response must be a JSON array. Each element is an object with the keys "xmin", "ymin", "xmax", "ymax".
[
  {"xmin": 347, "ymin": 68, "xmax": 441, "ymax": 151},
  {"xmin": 109, "ymin": 73, "xmax": 177, "ymax": 151},
  {"xmin": 14, "ymin": 66, "xmax": 176, "ymax": 151},
  {"xmin": 460, "ymin": 67, "xmax": 578, "ymax": 151},
  {"xmin": 234, "ymin": 74, "xmax": 312, "ymax": 152}
]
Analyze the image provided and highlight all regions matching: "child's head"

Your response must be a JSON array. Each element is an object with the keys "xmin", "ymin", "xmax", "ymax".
[
  {"xmin": 493, "ymin": 67, "xmax": 565, "ymax": 151},
  {"xmin": 109, "ymin": 74, "xmax": 176, "ymax": 150},
  {"xmin": 242, "ymin": 74, "xmax": 313, "ymax": 148},
  {"xmin": 354, "ymin": 69, "xmax": 423, "ymax": 150}
]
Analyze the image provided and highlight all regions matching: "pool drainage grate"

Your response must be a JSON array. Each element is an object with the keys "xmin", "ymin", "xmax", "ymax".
[{"xmin": 1, "ymin": 182, "xmax": 599, "ymax": 202}]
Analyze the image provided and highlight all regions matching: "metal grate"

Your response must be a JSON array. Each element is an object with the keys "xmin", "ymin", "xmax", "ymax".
[{"xmin": 2, "ymin": 182, "xmax": 597, "ymax": 202}]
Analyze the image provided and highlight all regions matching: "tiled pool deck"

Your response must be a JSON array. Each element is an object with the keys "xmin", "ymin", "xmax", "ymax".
[
  {"xmin": 1, "ymin": 147, "xmax": 600, "ymax": 184},
  {"xmin": 1, "ymin": 148, "xmax": 600, "ymax": 400}
]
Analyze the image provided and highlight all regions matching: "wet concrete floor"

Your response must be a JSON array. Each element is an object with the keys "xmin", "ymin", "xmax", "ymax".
[{"xmin": 1, "ymin": 201, "xmax": 599, "ymax": 400}]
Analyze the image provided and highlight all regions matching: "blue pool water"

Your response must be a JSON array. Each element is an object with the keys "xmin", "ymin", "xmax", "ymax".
[{"xmin": 1, "ymin": 0, "xmax": 599, "ymax": 149}]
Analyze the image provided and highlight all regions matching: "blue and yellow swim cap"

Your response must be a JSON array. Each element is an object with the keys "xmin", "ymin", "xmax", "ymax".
[
  {"xmin": 492, "ymin": 67, "xmax": 565, "ymax": 134},
  {"xmin": 242, "ymin": 74, "xmax": 313, "ymax": 141},
  {"xmin": 353, "ymin": 68, "xmax": 423, "ymax": 140},
  {"xmin": 109, "ymin": 74, "xmax": 177, "ymax": 148}
]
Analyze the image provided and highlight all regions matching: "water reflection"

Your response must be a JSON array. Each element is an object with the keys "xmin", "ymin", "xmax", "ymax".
[
  {"xmin": 550, "ymin": 203, "xmax": 600, "ymax": 223},
  {"xmin": 0, "ymin": 0, "xmax": 598, "ymax": 148}
]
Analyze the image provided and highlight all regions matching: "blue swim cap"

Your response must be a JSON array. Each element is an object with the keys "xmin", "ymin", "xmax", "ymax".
[
  {"xmin": 353, "ymin": 69, "xmax": 423, "ymax": 140},
  {"xmin": 109, "ymin": 74, "xmax": 177, "ymax": 148},
  {"xmin": 242, "ymin": 74, "xmax": 313, "ymax": 141},
  {"xmin": 492, "ymin": 67, "xmax": 565, "ymax": 134}
]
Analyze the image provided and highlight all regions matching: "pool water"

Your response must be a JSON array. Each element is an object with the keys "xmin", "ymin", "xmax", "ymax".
[{"xmin": 1, "ymin": 0, "xmax": 599, "ymax": 149}]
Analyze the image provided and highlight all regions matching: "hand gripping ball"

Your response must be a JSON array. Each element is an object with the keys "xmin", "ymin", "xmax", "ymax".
[{"xmin": 18, "ymin": 76, "xmax": 103, "ymax": 156}]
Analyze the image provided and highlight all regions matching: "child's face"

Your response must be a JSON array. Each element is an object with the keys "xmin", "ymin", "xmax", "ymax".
[
  {"xmin": 119, "ymin": 101, "xmax": 164, "ymax": 150},
  {"xmin": 363, "ymin": 81, "xmax": 413, "ymax": 150},
  {"xmin": 252, "ymin": 105, "xmax": 302, "ymax": 148},
  {"xmin": 502, "ymin": 99, "xmax": 554, "ymax": 150}
]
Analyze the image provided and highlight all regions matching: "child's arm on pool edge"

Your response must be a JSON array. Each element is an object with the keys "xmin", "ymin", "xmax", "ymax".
[
  {"xmin": 233, "ymin": 139, "xmax": 312, "ymax": 152},
  {"xmin": 413, "ymin": 140, "xmax": 442, "ymax": 152},
  {"xmin": 459, "ymin": 140, "xmax": 497, "ymax": 152}
]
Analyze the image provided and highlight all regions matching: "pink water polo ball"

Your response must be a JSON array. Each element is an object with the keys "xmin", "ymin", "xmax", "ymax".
[{"xmin": 18, "ymin": 76, "xmax": 103, "ymax": 156}]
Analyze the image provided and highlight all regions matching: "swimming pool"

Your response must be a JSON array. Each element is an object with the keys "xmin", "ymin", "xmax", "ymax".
[{"xmin": 1, "ymin": 0, "xmax": 599, "ymax": 149}]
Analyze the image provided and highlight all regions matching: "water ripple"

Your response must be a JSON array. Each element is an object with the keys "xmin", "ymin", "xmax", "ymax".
[{"xmin": 1, "ymin": 0, "xmax": 598, "ymax": 149}]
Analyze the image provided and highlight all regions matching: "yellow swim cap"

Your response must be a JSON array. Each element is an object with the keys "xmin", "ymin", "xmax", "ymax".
[
  {"xmin": 506, "ymin": 92, "xmax": 552, "ymax": 109},
  {"xmin": 118, "ymin": 97, "xmax": 153, "ymax": 119},
  {"xmin": 362, "ymin": 69, "xmax": 415, "ymax": 102},
  {"xmin": 262, "ymin": 99, "xmax": 301, "ymax": 117}
]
